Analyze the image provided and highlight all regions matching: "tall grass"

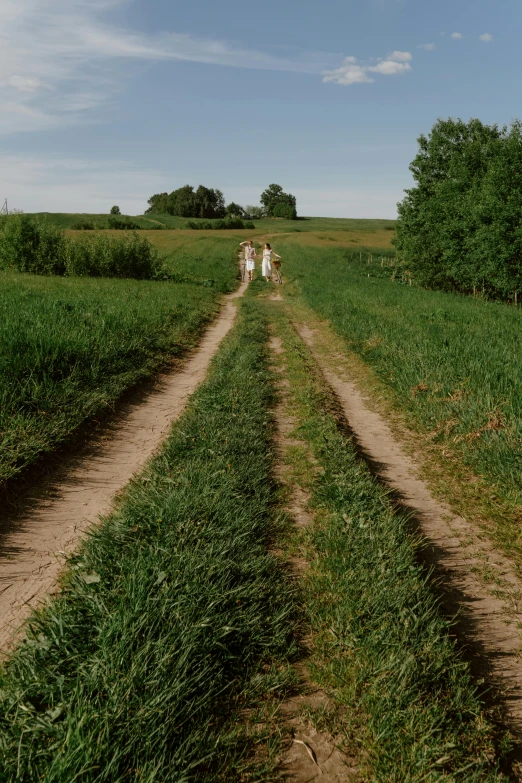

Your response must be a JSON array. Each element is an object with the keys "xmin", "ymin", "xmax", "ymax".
[
  {"xmin": 270, "ymin": 306, "xmax": 509, "ymax": 781},
  {"xmin": 0, "ymin": 301, "xmax": 297, "ymax": 782},
  {"xmin": 0, "ymin": 272, "xmax": 223, "ymax": 483},
  {"xmin": 282, "ymin": 243, "xmax": 522, "ymax": 506},
  {"xmin": 160, "ymin": 235, "xmax": 242, "ymax": 292},
  {"xmin": 0, "ymin": 215, "xmax": 161, "ymax": 279}
]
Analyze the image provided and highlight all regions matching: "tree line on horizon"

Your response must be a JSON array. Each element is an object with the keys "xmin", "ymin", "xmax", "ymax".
[
  {"xmin": 396, "ymin": 118, "xmax": 522, "ymax": 300},
  {"xmin": 146, "ymin": 183, "xmax": 297, "ymax": 221}
]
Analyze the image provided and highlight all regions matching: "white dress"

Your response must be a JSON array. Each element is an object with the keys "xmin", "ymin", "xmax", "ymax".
[
  {"xmin": 246, "ymin": 247, "xmax": 256, "ymax": 271},
  {"xmin": 262, "ymin": 249, "xmax": 273, "ymax": 277}
]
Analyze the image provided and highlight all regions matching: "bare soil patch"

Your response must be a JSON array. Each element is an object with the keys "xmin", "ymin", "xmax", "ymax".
[
  {"xmin": 296, "ymin": 320, "xmax": 522, "ymax": 746},
  {"xmin": 0, "ymin": 282, "xmax": 247, "ymax": 655}
]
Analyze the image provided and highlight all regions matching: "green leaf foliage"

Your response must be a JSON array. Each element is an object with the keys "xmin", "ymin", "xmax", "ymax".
[
  {"xmin": 147, "ymin": 185, "xmax": 226, "ymax": 219},
  {"xmin": 0, "ymin": 215, "xmax": 161, "ymax": 280},
  {"xmin": 396, "ymin": 118, "xmax": 522, "ymax": 299},
  {"xmin": 260, "ymin": 184, "xmax": 297, "ymax": 218}
]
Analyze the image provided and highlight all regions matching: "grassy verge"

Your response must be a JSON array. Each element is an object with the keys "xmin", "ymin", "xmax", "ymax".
[
  {"xmin": 268, "ymin": 300, "xmax": 510, "ymax": 781},
  {"xmin": 278, "ymin": 243, "xmax": 522, "ymax": 546},
  {"xmin": 0, "ymin": 300, "xmax": 297, "ymax": 782},
  {"xmin": 0, "ymin": 258, "xmax": 235, "ymax": 484}
]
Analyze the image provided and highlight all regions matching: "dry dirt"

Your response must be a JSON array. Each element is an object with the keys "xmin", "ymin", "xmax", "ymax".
[
  {"xmin": 296, "ymin": 320, "xmax": 522, "ymax": 745},
  {"xmin": 270, "ymin": 335, "xmax": 361, "ymax": 782},
  {"xmin": 0, "ymin": 281, "xmax": 247, "ymax": 655}
]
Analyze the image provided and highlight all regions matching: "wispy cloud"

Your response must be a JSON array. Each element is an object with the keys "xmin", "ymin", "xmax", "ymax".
[
  {"xmin": 323, "ymin": 50, "xmax": 412, "ymax": 86},
  {"xmin": 451, "ymin": 32, "xmax": 464, "ymax": 39},
  {"xmin": 479, "ymin": 33, "xmax": 493, "ymax": 42},
  {"xmin": 418, "ymin": 43, "xmax": 436, "ymax": 51},
  {"xmin": 0, "ymin": 0, "xmax": 334, "ymax": 135}
]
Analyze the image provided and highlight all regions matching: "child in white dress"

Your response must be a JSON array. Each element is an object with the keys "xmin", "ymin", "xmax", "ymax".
[
  {"xmin": 262, "ymin": 243, "xmax": 281, "ymax": 282},
  {"xmin": 240, "ymin": 240, "xmax": 256, "ymax": 281}
]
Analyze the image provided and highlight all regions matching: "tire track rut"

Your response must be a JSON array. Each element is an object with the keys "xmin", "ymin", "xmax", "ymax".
[{"xmin": 0, "ymin": 281, "xmax": 247, "ymax": 655}]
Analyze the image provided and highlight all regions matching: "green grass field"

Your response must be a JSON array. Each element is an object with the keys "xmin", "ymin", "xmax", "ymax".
[
  {"xmin": 0, "ymin": 237, "xmax": 237, "ymax": 484},
  {"xmin": 28, "ymin": 211, "xmax": 396, "ymax": 233},
  {"xmin": 1, "ymin": 215, "xmax": 520, "ymax": 779},
  {"xmin": 278, "ymin": 241, "xmax": 522, "ymax": 548},
  {"xmin": 268, "ymin": 302, "xmax": 508, "ymax": 781}
]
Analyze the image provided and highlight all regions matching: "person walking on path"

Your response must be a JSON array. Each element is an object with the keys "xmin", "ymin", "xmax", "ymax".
[
  {"xmin": 262, "ymin": 243, "xmax": 281, "ymax": 282},
  {"xmin": 240, "ymin": 240, "xmax": 257, "ymax": 281}
]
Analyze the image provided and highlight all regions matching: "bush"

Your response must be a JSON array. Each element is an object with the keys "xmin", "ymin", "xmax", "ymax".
[
  {"xmin": 0, "ymin": 216, "xmax": 161, "ymax": 280},
  {"xmin": 67, "ymin": 233, "xmax": 161, "ymax": 279},
  {"xmin": 185, "ymin": 217, "xmax": 255, "ymax": 230},
  {"xmin": 107, "ymin": 216, "xmax": 141, "ymax": 230},
  {"xmin": 0, "ymin": 215, "xmax": 68, "ymax": 275},
  {"xmin": 71, "ymin": 221, "xmax": 96, "ymax": 230},
  {"xmin": 272, "ymin": 202, "xmax": 297, "ymax": 220},
  {"xmin": 110, "ymin": 205, "xmax": 121, "ymax": 215}
]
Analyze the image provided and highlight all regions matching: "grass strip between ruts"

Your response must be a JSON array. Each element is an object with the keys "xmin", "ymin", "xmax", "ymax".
[
  {"xmin": 0, "ymin": 299, "xmax": 297, "ymax": 782},
  {"xmin": 268, "ymin": 301, "xmax": 510, "ymax": 782}
]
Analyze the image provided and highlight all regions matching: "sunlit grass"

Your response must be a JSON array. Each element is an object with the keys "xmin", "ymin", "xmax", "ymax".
[
  {"xmin": 0, "ymin": 244, "xmax": 236, "ymax": 482},
  {"xmin": 0, "ymin": 301, "xmax": 297, "ymax": 781}
]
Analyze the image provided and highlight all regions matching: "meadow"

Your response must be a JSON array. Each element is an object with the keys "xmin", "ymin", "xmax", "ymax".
[
  {"xmin": 0, "ymin": 301, "xmax": 297, "ymax": 782},
  {"xmin": 279, "ymin": 242, "xmax": 522, "ymax": 540},
  {"xmin": 30, "ymin": 210, "xmax": 396, "ymax": 240},
  {"xmin": 267, "ymin": 301, "xmax": 508, "ymax": 780},
  {"xmin": 0, "ymin": 297, "xmax": 509, "ymax": 781},
  {"xmin": 0, "ymin": 235, "xmax": 237, "ymax": 484},
  {"xmin": 2, "ymin": 213, "xmax": 519, "ymax": 779}
]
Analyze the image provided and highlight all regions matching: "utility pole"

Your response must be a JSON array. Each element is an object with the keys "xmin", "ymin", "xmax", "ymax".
[{"xmin": 0, "ymin": 199, "xmax": 8, "ymax": 216}]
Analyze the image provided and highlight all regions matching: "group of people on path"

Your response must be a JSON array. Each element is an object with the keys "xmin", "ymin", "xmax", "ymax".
[{"xmin": 240, "ymin": 240, "xmax": 282, "ymax": 283}]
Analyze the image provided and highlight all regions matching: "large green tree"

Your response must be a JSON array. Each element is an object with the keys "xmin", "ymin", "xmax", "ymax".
[
  {"xmin": 396, "ymin": 118, "xmax": 502, "ymax": 293},
  {"xmin": 225, "ymin": 202, "xmax": 244, "ymax": 217},
  {"xmin": 260, "ymin": 184, "xmax": 297, "ymax": 218},
  {"xmin": 146, "ymin": 186, "xmax": 226, "ymax": 219}
]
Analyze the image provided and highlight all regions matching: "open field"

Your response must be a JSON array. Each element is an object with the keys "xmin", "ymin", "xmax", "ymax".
[
  {"xmin": 267, "ymin": 300, "xmax": 508, "ymax": 780},
  {"xmin": 0, "ymin": 302, "xmax": 297, "ymax": 782},
  {"xmin": 29, "ymin": 211, "xmax": 396, "ymax": 252},
  {"xmin": 2, "ymin": 218, "xmax": 522, "ymax": 779},
  {"xmin": 30, "ymin": 211, "xmax": 396, "ymax": 233},
  {"xmin": 0, "ymin": 296, "xmax": 510, "ymax": 781},
  {"xmin": 277, "ymin": 244, "xmax": 522, "ymax": 527},
  {"xmin": 0, "ymin": 237, "xmax": 236, "ymax": 483}
]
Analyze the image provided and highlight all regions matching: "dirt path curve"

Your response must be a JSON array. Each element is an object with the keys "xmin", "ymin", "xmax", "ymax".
[
  {"xmin": 296, "ymin": 321, "xmax": 522, "ymax": 745},
  {"xmin": 0, "ymin": 281, "xmax": 247, "ymax": 656}
]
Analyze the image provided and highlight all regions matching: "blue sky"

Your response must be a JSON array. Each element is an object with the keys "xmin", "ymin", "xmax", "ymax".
[{"xmin": 0, "ymin": 0, "xmax": 515, "ymax": 217}]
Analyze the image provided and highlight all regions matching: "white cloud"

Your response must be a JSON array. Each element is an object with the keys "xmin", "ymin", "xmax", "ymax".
[
  {"xmin": 323, "ymin": 51, "xmax": 412, "ymax": 86},
  {"xmin": 368, "ymin": 60, "xmax": 411, "ymax": 76},
  {"xmin": 418, "ymin": 43, "xmax": 436, "ymax": 51},
  {"xmin": 479, "ymin": 33, "xmax": 493, "ymax": 42},
  {"xmin": 322, "ymin": 58, "xmax": 374, "ymax": 85},
  {"xmin": 0, "ymin": 0, "xmax": 334, "ymax": 135},
  {"xmin": 387, "ymin": 51, "xmax": 412, "ymax": 62},
  {"xmin": 451, "ymin": 32, "xmax": 463, "ymax": 39},
  {"xmin": 8, "ymin": 76, "xmax": 43, "ymax": 93}
]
